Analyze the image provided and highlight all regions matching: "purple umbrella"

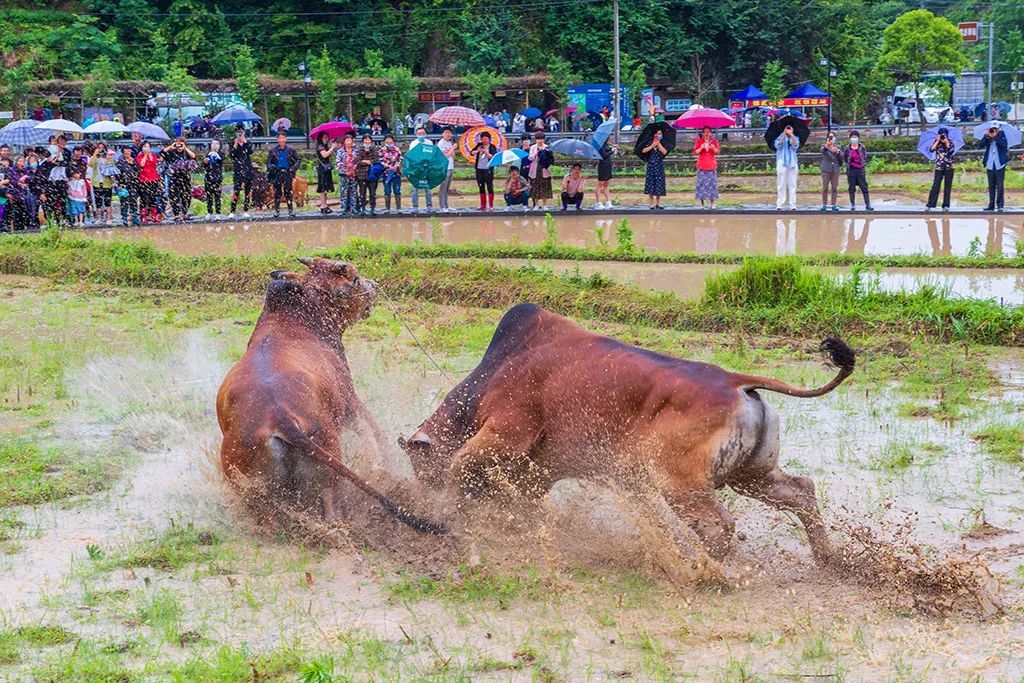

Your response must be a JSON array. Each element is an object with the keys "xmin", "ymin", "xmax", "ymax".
[
  {"xmin": 917, "ymin": 125, "xmax": 964, "ymax": 160},
  {"xmin": 127, "ymin": 121, "xmax": 170, "ymax": 141}
]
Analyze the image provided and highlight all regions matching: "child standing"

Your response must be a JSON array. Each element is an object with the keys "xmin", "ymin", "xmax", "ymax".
[{"xmin": 68, "ymin": 170, "xmax": 88, "ymax": 226}]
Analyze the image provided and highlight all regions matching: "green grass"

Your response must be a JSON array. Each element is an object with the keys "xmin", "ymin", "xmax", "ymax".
[
  {"xmin": 0, "ymin": 435, "xmax": 124, "ymax": 508},
  {"xmin": 0, "ymin": 624, "xmax": 77, "ymax": 665},
  {"xmin": 972, "ymin": 422, "xmax": 1024, "ymax": 464},
  {"xmin": 1, "ymin": 233, "xmax": 1021, "ymax": 347},
  {"xmin": 135, "ymin": 588, "xmax": 184, "ymax": 644},
  {"xmin": 91, "ymin": 520, "xmax": 234, "ymax": 574},
  {"xmin": 0, "ymin": 512, "xmax": 24, "ymax": 554},
  {"xmin": 385, "ymin": 564, "xmax": 558, "ymax": 606}
]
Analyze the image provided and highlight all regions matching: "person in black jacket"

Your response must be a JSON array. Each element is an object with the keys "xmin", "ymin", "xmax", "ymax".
[
  {"xmin": 228, "ymin": 125, "xmax": 255, "ymax": 218},
  {"xmin": 265, "ymin": 131, "xmax": 301, "ymax": 218},
  {"xmin": 203, "ymin": 140, "xmax": 225, "ymax": 219},
  {"xmin": 471, "ymin": 132, "xmax": 498, "ymax": 211},
  {"xmin": 981, "ymin": 124, "xmax": 1009, "ymax": 211}
]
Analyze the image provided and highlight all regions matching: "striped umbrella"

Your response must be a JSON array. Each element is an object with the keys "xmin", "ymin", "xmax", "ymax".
[
  {"xmin": 458, "ymin": 126, "xmax": 507, "ymax": 162},
  {"xmin": 0, "ymin": 119, "xmax": 52, "ymax": 147},
  {"xmin": 429, "ymin": 106, "xmax": 485, "ymax": 128}
]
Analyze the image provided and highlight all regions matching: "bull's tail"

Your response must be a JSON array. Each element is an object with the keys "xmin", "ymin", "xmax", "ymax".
[
  {"xmin": 276, "ymin": 421, "xmax": 447, "ymax": 535},
  {"xmin": 730, "ymin": 337, "xmax": 855, "ymax": 398}
]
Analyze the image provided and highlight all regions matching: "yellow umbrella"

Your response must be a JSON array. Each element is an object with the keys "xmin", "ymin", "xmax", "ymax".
[{"xmin": 458, "ymin": 126, "xmax": 506, "ymax": 162}]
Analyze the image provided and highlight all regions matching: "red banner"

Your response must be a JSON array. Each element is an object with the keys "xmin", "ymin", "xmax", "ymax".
[
  {"xmin": 781, "ymin": 97, "xmax": 830, "ymax": 107},
  {"xmin": 418, "ymin": 91, "xmax": 461, "ymax": 103}
]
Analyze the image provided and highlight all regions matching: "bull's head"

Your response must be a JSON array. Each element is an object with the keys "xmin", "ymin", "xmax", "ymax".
[
  {"xmin": 398, "ymin": 427, "xmax": 454, "ymax": 489},
  {"xmin": 266, "ymin": 257, "xmax": 377, "ymax": 333}
]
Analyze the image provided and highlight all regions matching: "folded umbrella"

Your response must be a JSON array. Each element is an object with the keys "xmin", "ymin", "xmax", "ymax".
[
  {"xmin": 211, "ymin": 108, "xmax": 262, "ymax": 125},
  {"xmin": 550, "ymin": 137, "xmax": 602, "ymax": 160},
  {"xmin": 589, "ymin": 118, "xmax": 617, "ymax": 149},
  {"xmin": 403, "ymin": 143, "xmax": 449, "ymax": 189},
  {"xmin": 127, "ymin": 121, "xmax": 171, "ymax": 140},
  {"xmin": 671, "ymin": 107, "xmax": 736, "ymax": 130},
  {"xmin": 308, "ymin": 121, "xmax": 354, "ymax": 140},
  {"xmin": 763, "ymin": 115, "xmax": 810, "ymax": 152},
  {"xmin": 488, "ymin": 148, "xmax": 528, "ymax": 168},
  {"xmin": 521, "ymin": 107, "xmax": 542, "ymax": 119},
  {"xmin": 429, "ymin": 106, "xmax": 484, "ymax": 128},
  {"xmin": 83, "ymin": 120, "xmax": 132, "ymax": 135},
  {"xmin": 0, "ymin": 119, "xmax": 52, "ymax": 147},
  {"xmin": 972, "ymin": 120, "xmax": 1022, "ymax": 147},
  {"xmin": 35, "ymin": 119, "xmax": 84, "ymax": 134},
  {"xmin": 633, "ymin": 121, "xmax": 676, "ymax": 160},
  {"xmin": 917, "ymin": 125, "xmax": 964, "ymax": 160}
]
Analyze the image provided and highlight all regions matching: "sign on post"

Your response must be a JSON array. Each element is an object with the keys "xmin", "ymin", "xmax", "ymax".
[{"xmin": 959, "ymin": 21, "xmax": 980, "ymax": 42}]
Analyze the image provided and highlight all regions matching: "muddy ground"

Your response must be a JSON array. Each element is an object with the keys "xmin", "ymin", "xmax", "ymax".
[{"xmin": 0, "ymin": 276, "xmax": 1022, "ymax": 681}]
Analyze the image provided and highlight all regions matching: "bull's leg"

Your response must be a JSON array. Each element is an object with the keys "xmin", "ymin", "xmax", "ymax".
[
  {"xmin": 729, "ymin": 467, "xmax": 838, "ymax": 566},
  {"xmin": 662, "ymin": 487, "xmax": 735, "ymax": 561},
  {"xmin": 446, "ymin": 421, "xmax": 546, "ymax": 501}
]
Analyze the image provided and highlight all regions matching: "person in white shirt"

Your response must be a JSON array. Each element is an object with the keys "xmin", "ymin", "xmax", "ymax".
[
  {"xmin": 436, "ymin": 128, "xmax": 456, "ymax": 211},
  {"xmin": 512, "ymin": 112, "xmax": 526, "ymax": 133},
  {"xmin": 408, "ymin": 127, "xmax": 434, "ymax": 212}
]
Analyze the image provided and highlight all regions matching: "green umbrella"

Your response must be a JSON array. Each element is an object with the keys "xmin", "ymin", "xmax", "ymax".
[{"xmin": 402, "ymin": 143, "xmax": 449, "ymax": 189}]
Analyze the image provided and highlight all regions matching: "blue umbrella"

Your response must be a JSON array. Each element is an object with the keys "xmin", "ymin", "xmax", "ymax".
[
  {"xmin": 917, "ymin": 125, "xmax": 964, "ymax": 160},
  {"xmin": 522, "ymin": 107, "xmax": 542, "ymax": 118},
  {"xmin": 0, "ymin": 119, "xmax": 52, "ymax": 147},
  {"xmin": 589, "ymin": 118, "xmax": 617, "ymax": 149},
  {"xmin": 211, "ymin": 108, "xmax": 262, "ymax": 125},
  {"xmin": 483, "ymin": 115, "xmax": 497, "ymax": 127},
  {"xmin": 488, "ymin": 148, "xmax": 528, "ymax": 168},
  {"xmin": 550, "ymin": 137, "xmax": 602, "ymax": 160},
  {"xmin": 972, "ymin": 120, "xmax": 1022, "ymax": 147}
]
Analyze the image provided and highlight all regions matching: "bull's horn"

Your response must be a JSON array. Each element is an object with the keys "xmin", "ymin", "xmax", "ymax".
[{"xmin": 297, "ymin": 257, "xmax": 315, "ymax": 267}]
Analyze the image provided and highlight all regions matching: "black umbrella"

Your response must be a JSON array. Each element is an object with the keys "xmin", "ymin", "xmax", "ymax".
[
  {"xmin": 633, "ymin": 121, "xmax": 676, "ymax": 160},
  {"xmin": 764, "ymin": 115, "xmax": 810, "ymax": 152},
  {"xmin": 368, "ymin": 117, "xmax": 389, "ymax": 130}
]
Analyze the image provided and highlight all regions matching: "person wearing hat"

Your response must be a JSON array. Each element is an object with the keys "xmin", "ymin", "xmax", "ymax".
[
  {"xmin": 981, "ymin": 123, "xmax": 1008, "ymax": 211},
  {"xmin": 925, "ymin": 127, "xmax": 955, "ymax": 211}
]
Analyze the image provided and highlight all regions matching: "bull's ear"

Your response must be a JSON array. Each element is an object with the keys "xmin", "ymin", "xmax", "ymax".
[
  {"xmin": 297, "ymin": 257, "xmax": 315, "ymax": 268},
  {"xmin": 270, "ymin": 270, "xmax": 299, "ymax": 281},
  {"xmin": 331, "ymin": 262, "xmax": 355, "ymax": 279}
]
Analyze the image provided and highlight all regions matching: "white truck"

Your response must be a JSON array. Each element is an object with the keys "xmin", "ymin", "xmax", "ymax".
[{"xmin": 892, "ymin": 83, "xmax": 952, "ymax": 124}]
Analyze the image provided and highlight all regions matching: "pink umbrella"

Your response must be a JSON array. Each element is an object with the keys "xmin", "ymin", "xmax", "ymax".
[
  {"xmin": 670, "ymin": 107, "xmax": 737, "ymax": 129},
  {"xmin": 308, "ymin": 121, "xmax": 355, "ymax": 140},
  {"xmin": 566, "ymin": 105, "xmax": 579, "ymax": 114},
  {"xmin": 544, "ymin": 108, "xmax": 559, "ymax": 118},
  {"xmin": 428, "ymin": 106, "xmax": 484, "ymax": 128}
]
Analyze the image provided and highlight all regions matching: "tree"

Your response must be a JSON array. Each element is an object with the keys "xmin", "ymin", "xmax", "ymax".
[
  {"xmin": 545, "ymin": 56, "xmax": 579, "ymax": 107},
  {"xmin": 761, "ymin": 60, "xmax": 788, "ymax": 105},
  {"xmin": 606, "ymin": 51, "xmax": 648, "ymax": 117},
  {"xmin": 82, "ymin": 55, "xmax": 117, "ymax": 107},
  {"xmin": 163, "ymin": 0, "xmax": 233, "ymax": 78},
  {"xmin": 462, "ymin": 71, "xmax": 504, "ymax": 110},
  {"xmin": 310, "ymin": 47, "xmax": 338, "ymax": 122},
  {"xmin": 383, "ymin": 64, "xmax": 417, "ymax": 120},
  {"xmin": 234, "ymin": 45, "xmax": 259, "ymax": 109},
  {"xmin": 164, "ymin": 61, "xmax": 200, "ymax": 110},
  {"xmin": 878, "ymin": 9, "xmax": 968, "ymax": 128}
]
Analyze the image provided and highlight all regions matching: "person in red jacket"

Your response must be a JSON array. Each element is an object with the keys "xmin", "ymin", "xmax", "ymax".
[
  {"xmin": 693, "ymin": 126, "xmax": 720, "ymax": 210},
  {"xmin": 136, "ymin": 141, "xmax": 164, "ymax": 223}
]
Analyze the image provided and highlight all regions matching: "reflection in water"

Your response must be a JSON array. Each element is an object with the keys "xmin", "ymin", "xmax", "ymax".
[{"xmin": 91, "ymin": 214, "xmax": 1022, "ymax": 259}]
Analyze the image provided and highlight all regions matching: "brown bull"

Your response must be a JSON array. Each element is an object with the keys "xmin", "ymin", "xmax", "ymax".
[
  {"xmin": 217, "ymin": 257, "xmax": 444, "ymax": 534},
  {"xmin": 401, "ymin": 303, "xmax": 854, "ymax": 562}
]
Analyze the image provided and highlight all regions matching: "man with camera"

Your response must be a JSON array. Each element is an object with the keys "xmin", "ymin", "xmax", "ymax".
[
  {"xmin": 925, "ymin": 127, "xmax": 956, "ymax": 211},
  {"xmin": 265, "ymin": 131, "xmax": 300, "ymax": 218},
  {"xmin": 228, "ymin": 125, "xmax": 255, "ymax": 218},
  {"xmin": 162, "ymin": 137, "xmax": 196, "ymax": 222},
  {"xmin": 981, "ymin": 123, "xmax": 1008, "ymax": 212}
]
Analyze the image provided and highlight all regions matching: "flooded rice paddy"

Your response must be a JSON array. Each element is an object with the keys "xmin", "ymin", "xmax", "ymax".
[
  {"xmin": 0, "ymin": 278, "xmax": 1022, "ymax": 679},
  {"xmin": 92, "ymin": 212, "xmax": 1023, "ymax": 258}
]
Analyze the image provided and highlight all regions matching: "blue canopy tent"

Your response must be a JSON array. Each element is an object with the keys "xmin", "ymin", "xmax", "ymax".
[{"xmin": 728, "ymin": 85, "xmax": 770, "ymax": 113}]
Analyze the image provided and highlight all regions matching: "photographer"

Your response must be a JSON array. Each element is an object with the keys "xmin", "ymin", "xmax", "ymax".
[
  {"xmin": 471, "ymin": 131, "xmax": 498, "ymax": 211},
  {"xmin": 265, "ymin": 131, "xmax": 300, "ymax": 218},
  {"xmin": 228, "ymin": 125, "xmax": 255, "ymax": 219},
  {"xmin": 925, "ymin": 127, "xmax": 955, "ymax": 211},
  {"xmin": 162, "ymin": 137, "xmax": 196, "ymax": 222},
  {"xmin": 981, "ymin": 123, "xmax": 1008, "ymax": 211}
]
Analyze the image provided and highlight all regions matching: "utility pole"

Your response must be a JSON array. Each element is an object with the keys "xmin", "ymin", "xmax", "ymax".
[
  {"xmin": 987, "ymin": 22, "xmax": 995, "ymax": 112},
  {"xmin": 612, "ymin": 0, "xmax": 621, "ymax": 145}
]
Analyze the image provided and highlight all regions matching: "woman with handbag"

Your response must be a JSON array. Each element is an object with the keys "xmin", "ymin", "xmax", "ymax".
[
  {"xmin": 315, "ymin": 132, "xmax": 336, "ymax": 214},
  {"xmin": 527, "ymin": 132, "xmax": 554, "ymax": 210}
]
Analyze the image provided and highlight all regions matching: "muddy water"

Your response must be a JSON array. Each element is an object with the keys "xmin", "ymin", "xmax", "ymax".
[
  {"xmin": 504, "ymin": 259, "xmax": 1024, "ymax": 306},
  {"xmin": 91, "ymin": 213, "xmax": 1023, "ymax": 258}
]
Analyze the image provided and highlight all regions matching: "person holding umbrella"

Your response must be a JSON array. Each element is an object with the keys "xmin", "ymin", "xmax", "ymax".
[
  {"xmin": 471, "ymin": 131, "xmax": 498, "ymax": 211},
  {"xmin": 774, "ymin": 124, "xmax": 800, "ymax": 210},
  {"xmin": 527, "ymin": 132, "xmax": 554, "ymax": 210},
  {"xmin": 925, "ymin": 127, "xmax": 956, "ymax": 211},
  {"xmin": 594, "ymin": 141, "xmax": 616, "ymax": 210},
  {"xmin": 693, "ymin": 126, "xmax": 720, "ymax": 210},
  {"xmin": 819, "ymin": 131, "xmax": 841, "ymax": 211},
  {"xmin": 408, "ymin": 127, "xmax": 433, "ymax": 212},
  {"xmin": 841, "ymin": 131, "xmax": 872, "ymax": 211},
  {"xmin": 315, "ymin": 132, "xmax": 336, "ymax": 214},
  {"xmin": 641, "ymin": 129, "xmax": 669, "ymax": 209},
  {"xmin": 981, "ymin": 122, "xmax": 1008, "ymax": 211},
  {"xmin": 228, "ymin": 125, "xmax": 254, "ymax": 219}
]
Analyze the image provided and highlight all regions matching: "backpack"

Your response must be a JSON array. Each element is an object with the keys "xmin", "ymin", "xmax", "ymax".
[{"xmin": 367, "ymin": 162, "xmax": 385, "ymax": 182}]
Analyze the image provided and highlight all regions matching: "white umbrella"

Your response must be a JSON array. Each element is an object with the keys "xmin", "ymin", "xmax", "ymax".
[
  {"xmin": 83, "ymin": 120, "xmax": 131, "ymax": 135},
  {"xmin": 35, "ymin": 119, "xmax": 84, "ymax": 134}
]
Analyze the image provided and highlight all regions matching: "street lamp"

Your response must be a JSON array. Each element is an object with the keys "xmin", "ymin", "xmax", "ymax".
[
  {"xmin": 820, "ymin": 56, "xmax": 835, "ymax": 132},
  {"xmin": 298, "ymin": 59, "xmax": 311, "ymax": 149}
]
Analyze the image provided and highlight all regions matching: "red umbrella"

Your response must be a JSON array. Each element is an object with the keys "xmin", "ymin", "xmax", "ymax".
[
  {"xmin": 428, "ymin": 106, "xmax": 484, "ymax": 127},
  {"xmin": 309, "ymin": 121, "xmax": 355, "ymax": 140},
  {"xmin": 670, "ymin": 107, "xmax": 737, "ymax": 129},
  {"xmin": 566, "ymin": 105, "xmax": 579, "ymax": 114},
  {"xmin": 544, "ymin": 108, "xmax": 559, "ymax": 117}
]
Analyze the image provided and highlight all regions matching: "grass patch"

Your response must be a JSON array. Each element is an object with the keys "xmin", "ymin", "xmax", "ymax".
[
  {"xmin": 92, "ymin": 520, "xmax": 233, "ymax": 574},
  {"xmin": 0, "ymin": 624, "xmax": 77, "ymax": 665},
  {"xmin": 0, "ymin": 435, "xmax": 123, "ymax": 508},
  {"xmin": 0, "ymin": 512, "xmax": 24, "ymax": 554},
  {"xmin": 972, "ymin": 422, "xmax": 1024, "ymax": 464},
  {"xmin": 385, "ymin": 564, "xmax": 557, "ymax": 606},
  {"xmin": 1, "ymin": 233, "xmax": 1021, "ymax": 347}
]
